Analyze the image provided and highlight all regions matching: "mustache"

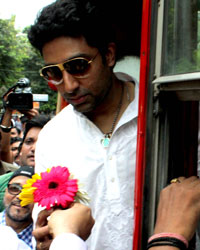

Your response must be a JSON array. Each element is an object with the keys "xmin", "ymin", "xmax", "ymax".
[
  {"xmin": 63, "ymin": 88, "xmax": 90, "ymax": 99},
  {"xmin": 11, "ymin": 200, "xmax": 21, "ymax": 206},
  {"xmin": 10, "ymin": 199, "xmax": 29, "ymax": 209}
]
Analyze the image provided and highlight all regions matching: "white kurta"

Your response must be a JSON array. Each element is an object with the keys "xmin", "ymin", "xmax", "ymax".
[
  {"xmin": 34, "ymin": 74, "xmax": 138, "ymax": 250},
  {"xmin": 50, "ymin": 234, "xmax": 87, "ymax": 250},
  {"xmin": 0, "ymin": 225, "xmax": 31, "ymax": 250}
]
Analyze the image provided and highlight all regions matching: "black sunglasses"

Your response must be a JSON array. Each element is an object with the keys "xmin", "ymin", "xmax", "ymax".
[
  {"xmin": 40, "ymin": 52, "xmax": 99, "ymax": 85},
  {"xmin": 8, "ymin": 183, "xmax": 23, "ymax": 195}
]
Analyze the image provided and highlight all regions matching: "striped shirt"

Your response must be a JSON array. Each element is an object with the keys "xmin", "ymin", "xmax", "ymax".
[{"xmin": 0, "ymin": 210, "xmax": 33, "ymax": 249}]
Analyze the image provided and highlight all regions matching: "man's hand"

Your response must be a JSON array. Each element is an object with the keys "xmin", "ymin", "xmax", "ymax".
[
  {"xmin": 20, "ymin": 108, "xmax": 39, "ymax": 119},
  {"xmin": 33, "ymin": 203, "xmax": 94, "ymax": 250},
  {"xmin": 32, "ymin": 209, "xmax": 53, "ymax": 250},
  {"xmin": 48, "ymin": 203, "xmax": 95, "ymax": 241},
  {"xmin": 154, "ymin": 176, "xmax": 200, "ymax": 241}
]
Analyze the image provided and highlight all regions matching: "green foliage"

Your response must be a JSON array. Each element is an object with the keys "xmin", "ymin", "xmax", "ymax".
[
  {"xmin": 0, "ymin": 16, "xmax": 20, "ymax": 85},
  {"xmin": 163, "ymin": 1, "xmax": 200, "ymax": 75},
  {"xmin": 0, "ymin": 17, "xmax": 57, "ymax": 114}
]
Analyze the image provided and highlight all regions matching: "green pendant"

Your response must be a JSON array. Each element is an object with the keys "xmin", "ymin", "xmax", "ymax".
[{"xmin": 101, "ymin": 137, "xmax": 110, "ymax": 148}]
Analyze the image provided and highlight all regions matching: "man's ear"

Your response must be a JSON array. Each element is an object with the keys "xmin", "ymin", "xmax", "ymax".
[{"xmin": 105, "ymin": 42, "xmax": 116, "ymax": 67}]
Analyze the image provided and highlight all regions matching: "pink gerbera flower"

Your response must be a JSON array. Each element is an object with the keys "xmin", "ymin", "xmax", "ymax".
[
  {"xmin": 19, "ymin": 166, "xmax": 90, "ymax": 210},
  {"xmin": 33, "ymin": 166, "xmax": 78, "ymax": 210}
]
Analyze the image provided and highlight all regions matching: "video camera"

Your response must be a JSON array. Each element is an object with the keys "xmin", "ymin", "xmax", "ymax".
[{"xmin": 2, "ymin": 78, "xmax": 33, "ymax": 110}]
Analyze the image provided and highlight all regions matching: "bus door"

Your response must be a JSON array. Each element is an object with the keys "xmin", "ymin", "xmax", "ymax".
[{"xmin": 136, "ymin": 0, "xmax": 200, "ymax": 249}]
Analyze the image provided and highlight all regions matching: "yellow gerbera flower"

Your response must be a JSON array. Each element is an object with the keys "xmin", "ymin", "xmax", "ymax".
[{"xmin": 19, "ymin": 173, "xmax": 41, "ymax": 206}]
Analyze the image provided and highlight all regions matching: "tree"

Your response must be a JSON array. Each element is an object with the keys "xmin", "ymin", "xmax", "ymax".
[
  {"xmin": 19, "ymin": 30, "xmax": 57, "ymax": 114},
  {"xmin": 0, "ymin": 17, "xmax": 57, "ymax": 114},
  {"xmin": 0, "ymin": 16, "xmax": 21, "ymax": 85}
]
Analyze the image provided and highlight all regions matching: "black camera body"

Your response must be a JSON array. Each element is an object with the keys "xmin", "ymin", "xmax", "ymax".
[{"xmin": 6, "ymin": 78, "xmax": 33, "ymax": 110}]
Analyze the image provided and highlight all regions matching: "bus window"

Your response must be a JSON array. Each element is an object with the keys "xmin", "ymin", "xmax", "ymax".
[
  {"xmin": 162, "ymin": 1, "xmax": 200, "ymax": 75},
  {"xmin": 141, "ymin": 0, "xmax": 200, "ymax": 249}
]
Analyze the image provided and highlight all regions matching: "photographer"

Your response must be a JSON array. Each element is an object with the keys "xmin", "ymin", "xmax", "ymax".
[{"xmin": 0, "ymin": 78, "xmax": 38, "ymax": 172}]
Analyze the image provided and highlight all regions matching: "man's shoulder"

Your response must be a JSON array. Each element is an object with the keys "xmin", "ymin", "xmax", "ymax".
[
  {"xmin": 42, "ymin": 105, "xmax": 76, "ymax": 131},
  {"xmin": 0, "ymin": 161, "xmax": 18, "ymax": 175}
]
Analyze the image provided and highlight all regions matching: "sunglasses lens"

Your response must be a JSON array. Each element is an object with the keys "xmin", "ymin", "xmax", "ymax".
[
  {"xmin": 8, "ymin": 184, "xmax": 22, "ymax": 195},
  {"xmin": 64, "ymin": 58, "xmax": 90, "ymax": 77},
  {"xmin": 41, "ymin": 57, "xmax": 92, "ymax": 84},
  {"xmin": 42, "ymin": 66, "xmax": 63, "ymax": 82}
]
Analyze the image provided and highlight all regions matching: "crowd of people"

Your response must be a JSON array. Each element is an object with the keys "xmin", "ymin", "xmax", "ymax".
[{"xmin": 0, "ymin": 0, "xmax": 200, "ymax": 250}]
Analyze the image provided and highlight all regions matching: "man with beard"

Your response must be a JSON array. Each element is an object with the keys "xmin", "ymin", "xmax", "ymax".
[{"xmin": 0, "ymin": 166, "xmax": 34, "ymax": 249}]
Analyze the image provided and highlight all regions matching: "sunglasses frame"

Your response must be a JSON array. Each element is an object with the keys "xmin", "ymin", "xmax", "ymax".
[
  {"xmin": 7, "ymin": 183, "xmax": 22, "ymax": 195},
  {"xmin": 40, "ymin": 52, "xmax": 99, "ymax": 84}
]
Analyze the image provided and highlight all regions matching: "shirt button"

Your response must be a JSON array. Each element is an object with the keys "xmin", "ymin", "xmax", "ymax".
[{"xmin": 111, "ymin": 178, "xmax": 115, "ymax": 182}]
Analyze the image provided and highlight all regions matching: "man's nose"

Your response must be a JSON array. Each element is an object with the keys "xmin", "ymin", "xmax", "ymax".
[
  {"xmin": 30, "ymin": 142, "xmax": 36, "ymax": 152},
  {"xmin": 62, "ymin": 70, "xmax": 79, "ymax": 93}
]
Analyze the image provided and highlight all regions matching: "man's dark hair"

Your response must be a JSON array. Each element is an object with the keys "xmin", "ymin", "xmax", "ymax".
[
  {"xmin": 20, "ymin": 115, "xmax": 29, "ymax": 124},
  {"xmin": 10, "ymin": 137, "xmax": 23, "ymax": 145},
  {"xmin": 28, "ymin": 0, "xmax": 116, "ymax": 59},
  {"xmin": 23, "ymin": 115, "xmax": 50, "ymax": 142},
  {"xmin": 18, "ymin": 115, "xmax": 50, "ymax": 153}
]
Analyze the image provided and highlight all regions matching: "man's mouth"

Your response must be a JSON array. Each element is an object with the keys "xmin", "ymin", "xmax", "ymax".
[
  {"xmin": 11, "ymin": 201, "xmax": 22, "ymax": 208},
  {"xmin": 68, "ymin": 95, "xmax": 87, "ymax": 105},
  {"xmin": 27, "ymin": 155, "xmax": 35, "ymax": 160}
]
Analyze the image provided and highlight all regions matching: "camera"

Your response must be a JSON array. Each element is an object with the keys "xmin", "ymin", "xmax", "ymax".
[{"xmin": 4, "ymin": 78, "xmax": 33, "ymax": 110}]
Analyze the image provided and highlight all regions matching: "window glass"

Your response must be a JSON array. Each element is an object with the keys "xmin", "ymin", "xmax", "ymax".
[{"xmin": 162, "ymin": 0, "xmax": 200, "ymax": 75}]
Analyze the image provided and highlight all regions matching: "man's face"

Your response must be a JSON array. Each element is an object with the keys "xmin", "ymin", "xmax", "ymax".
[
  {"xmin": 42, "ymin": 36, "xmax": 115, "ymax": 114},
  {"xmin": 4, "ymin": 176, "xmax": 34, "ymax": 222},
  {"xmin": 10, "ymin": 141, "xmax": 21, "ymax": 163},
  {"xmin": 19, "ymin": 127, "xmax": 41, "ymax": 167},
  {"xmin": 10, "ymin": 128, "xmax": 19, "ymax": 138}
]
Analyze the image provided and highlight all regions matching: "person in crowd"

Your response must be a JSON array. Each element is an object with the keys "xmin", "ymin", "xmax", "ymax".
[
  {"xmin": 0, "ymin": 114, "xmax": 50, "ymax": 212},
  {"xmin": 18, "ymin": 114, "xmax": 50, "ymax": 168},
  {"xmin": 0, "ymin": 97, "xmax": 38, "ymax": 165},
  {"xmin": 28, "ymin": 1, "xmax": 138, "ymax": 249},
  {"xmin": 0, "ymin": 166, "xmax": 34, "ymax": 249},
  {"xmin": 13, "ymin": 115, "xmax": 23, "ymax": 132},
  {"xmin": 32, "ymin": 176, "xmax": 200, "ymax": 250},
  {"xmin": 10, "ymin": 126, "xmax": 21, "ymax": 138},
  {"xmin": 10, "ymin": 137, "xmax": 23, "ymax": 166},
  {"xmin": 0, "ymin": 131, "xmax": 18, "ymax": 175}
]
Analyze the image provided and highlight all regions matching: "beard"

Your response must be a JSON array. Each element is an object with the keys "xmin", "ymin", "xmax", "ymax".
[
  {"xmin": 5, "ymin": 202, "xmax": 32, "ymax": 223},
  {"xmin": 63, "ymin": 76, "xmax": 113, "ymax": 115}
]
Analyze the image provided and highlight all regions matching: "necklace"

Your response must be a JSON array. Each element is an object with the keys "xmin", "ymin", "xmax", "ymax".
[{"xmin": 101, "ymin": 84, "xmax": 124, "ymax": 148}]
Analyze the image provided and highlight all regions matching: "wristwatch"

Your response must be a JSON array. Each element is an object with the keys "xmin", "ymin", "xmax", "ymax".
[{"xmin": 0, "ymin": 123, "xmax": 13, "ymax": 133}]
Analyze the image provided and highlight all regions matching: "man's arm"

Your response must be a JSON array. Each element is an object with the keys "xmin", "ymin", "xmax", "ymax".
[{"xmin": 0, "ymin": 108, "xmax": 13, "ymax": 163}]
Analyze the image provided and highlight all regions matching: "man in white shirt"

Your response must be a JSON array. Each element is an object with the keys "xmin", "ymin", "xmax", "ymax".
[{"xmin": 28, "ymin": 1, "xmax": 138, "ymax": 249}]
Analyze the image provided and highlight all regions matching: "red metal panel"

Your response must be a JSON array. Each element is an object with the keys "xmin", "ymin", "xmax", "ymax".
[{"xmin": 133, "ymin": 0, "xmax": 152, "ymax": 249}]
